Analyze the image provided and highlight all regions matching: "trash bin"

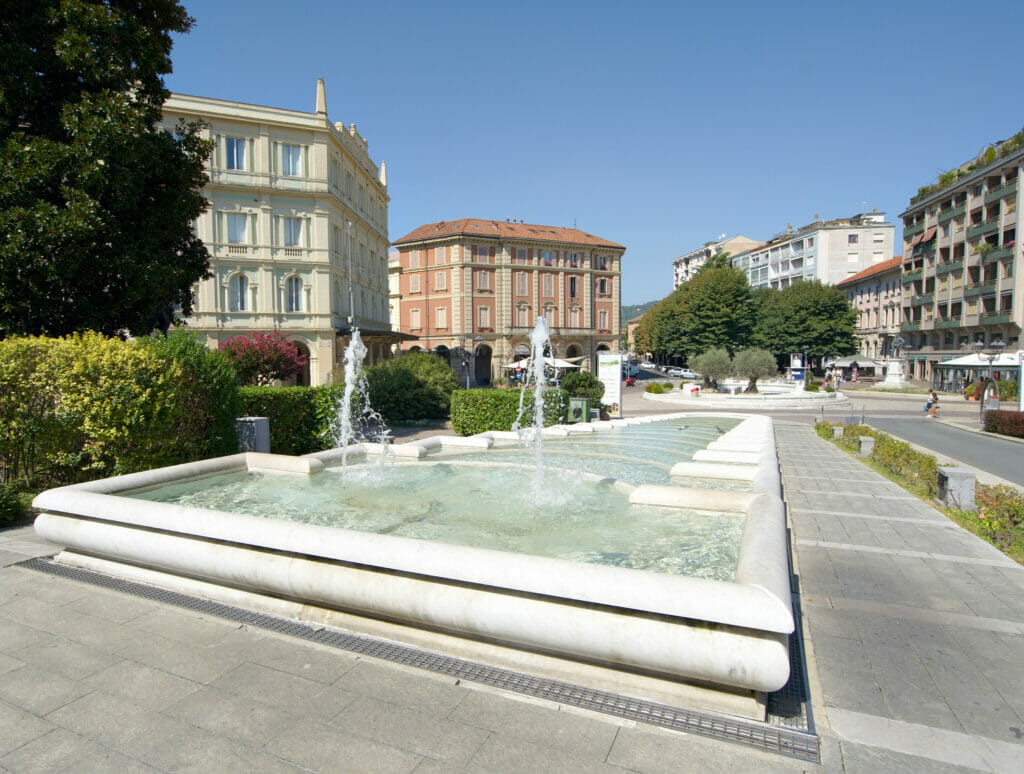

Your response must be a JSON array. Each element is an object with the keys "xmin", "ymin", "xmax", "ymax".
[{"xmin": 568, "ymin": 398, "xmax": 591, "ymax": 424}]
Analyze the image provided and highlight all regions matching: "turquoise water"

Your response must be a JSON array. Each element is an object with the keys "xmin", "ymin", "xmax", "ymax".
[{"xmin": 129, "ymin": 418, "xmax": 745, "ymax": 580}]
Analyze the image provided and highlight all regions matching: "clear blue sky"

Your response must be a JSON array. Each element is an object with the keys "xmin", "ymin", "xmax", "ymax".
[{"xmin": 167, "ymin": 0, "xmax": 1024, "ymax": 305}]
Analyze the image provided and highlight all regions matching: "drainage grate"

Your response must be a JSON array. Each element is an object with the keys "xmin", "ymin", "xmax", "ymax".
[{"xmin": 16, "ymin": 556, "xmax": 819, "ymax": 763}]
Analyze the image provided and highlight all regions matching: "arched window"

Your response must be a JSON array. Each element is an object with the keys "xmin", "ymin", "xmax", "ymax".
[
  {"xmin": 285, "ymin": 276, "xmax": 303, "ymax": 312},
  {"xmin": 229, "ymin": 274, "xmax": 248, "ymax": 312}
]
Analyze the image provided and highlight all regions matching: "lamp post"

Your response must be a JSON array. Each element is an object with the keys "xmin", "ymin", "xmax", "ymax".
[{"xmin": 973, "ymin": 339, "xmax": 1005, "ymax": 422}]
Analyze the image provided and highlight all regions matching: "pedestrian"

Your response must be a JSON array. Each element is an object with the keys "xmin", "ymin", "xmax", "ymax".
[{"xmin": 925, "ymin": 389, "xmax": 939, "ymax": 418}]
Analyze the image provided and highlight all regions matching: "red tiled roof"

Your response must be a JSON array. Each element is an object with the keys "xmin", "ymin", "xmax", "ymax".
[
  {"xmin": 835, "ymin": 257, "xmax": 902, "ymax": 287},
  {"xmin": 393, "ymin": 218, "xmax": 625, "ymax": 249}
]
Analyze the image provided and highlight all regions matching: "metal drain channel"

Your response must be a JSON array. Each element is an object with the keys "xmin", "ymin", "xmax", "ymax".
[{"xmin": 16, "ymin": 556, "xmax": 819, "ymax": 763}]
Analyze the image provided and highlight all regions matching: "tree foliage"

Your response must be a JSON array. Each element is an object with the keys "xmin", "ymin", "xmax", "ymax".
[
  {"xmin": 559, "ymin": 371, "xmax": 605, "ymax": 403},
  {"xmin": 365, "ymin": 351, "xmax": 460, "ymax": 421},
  {"xmin": 732, "ymin": 348, "xmax": 778, "ymax": 393},
  {"xmin": 752, "ymin": 281, "xmax": 857, "ymax": 359},
  {"xmin": 678, "ymin": 266, "xmax": 753, "ymax": 356},
  {"xmin": 0, "ymin": 0, "xmax": 212, "ymax": 336},
  {"xmin": 219, "ymin": 330, "xmax": 309, "ymax": 386},
  {"xmin": 691, "ymin": 347, "xmax": 732, "ymax": 389}
]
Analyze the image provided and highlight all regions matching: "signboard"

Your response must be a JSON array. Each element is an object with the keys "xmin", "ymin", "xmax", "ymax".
[
  {"xmin": 789, "ymin": 353, "xmax": 805, "ymax": 383},
  {"xmin": 597, "ymin": 353, "xmax": 623, "ymax": 419},
  {"xmin": 1019, "ymin": 350, "xmax": 1024, "ymax": 414}
]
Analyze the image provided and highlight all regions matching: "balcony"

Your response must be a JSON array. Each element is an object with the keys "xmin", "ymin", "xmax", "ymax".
[
  {"xmin": 900, "ymin": 321, "xmax": 921, "ymax": 332},
  {"xmin": 984, "ymin": 245, "xmax": 1015, "ymax": 263},
  {"xmin": 937, "ymin": 205, "xmax": 965, "ymax": 224},
  {"xmin": 902, "ymin": 268, "xmax": 923, "ymax": 282},
  {"xmin": 911, "ymin": 293, "xmax": 934, "ymax": 307},
  {"xmin": 967, "ymin": 218, "xmax": 1000, "ymax": 240},
  {"xmin": 911, "ymin": 245, "xmax": 935, "ymax": 259},
  {"xmin": 985, "ymin": 179, "xmax": 1018, "ymax": 204},
  {"xmin": 964, "ymin": 281, "xmax": 996, "ymax": 298},
  {"xmin": 904, "ymin": 222, "xmax": 925, "ymax": 238},
  {"xmin": 935, "ymin": 319, "xmax": 961, "ymax": 329},
  {"xmin": 935, "ymin": 260, "xmax": 964, "ymax": 277},
  {"xmin": 981, "ymin": 312, "xmax": 1013, "ymax": 325}
]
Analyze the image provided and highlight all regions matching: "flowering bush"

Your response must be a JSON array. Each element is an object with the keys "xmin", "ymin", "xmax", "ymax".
[
  {"xmin": 219, "ymin": 331, "xmax": 308, "ymax": 386},
  {"xmin": 975, "ymin": 485, "xmax": 1024, "ymax": 551}
]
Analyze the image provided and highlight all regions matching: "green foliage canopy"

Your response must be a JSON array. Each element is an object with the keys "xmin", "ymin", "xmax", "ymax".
[
  {"xmin": 365, "ymin": 352, "xmax": 460, "ymax": 421},
  {"xmin": 732, "ymin": 348, "xmax": 778, "ymax": 393},
  {"xmin": 559, "ymin": 371, "xmax": 605, "ymax": 403},
  {"xmin": 0, "ymin": 1, "xmax": 212, "ymax": 336}
]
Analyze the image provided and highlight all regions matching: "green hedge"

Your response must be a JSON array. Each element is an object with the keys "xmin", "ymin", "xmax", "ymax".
[
  {"xmin": 450, "ymin": 389, "xmax": 568, "ymax": 436},
  {"xmin": 559, "ymin": 371, "xmax": 604, "ymax": 403},
  {"xmin": 983, "ymin": 409, "xmax": 1024, "ymax": 438},
  {"xmin": 239, "ymin": 385, "xmax": 345, "ymax": 455},
  {"xmin": 644, "ymin": 383, "xmax": 665, "ymax": 394},
  {"xmin": 0, "ymin": 483, "xmax": 23, "ymax": 524},
  {"xmin": 817, "ymin": 422, "xmax": 939, "ymax": 497},
  {"xmin": 365, "ymin": 352, "xmax": 459, "ymax": 421}
]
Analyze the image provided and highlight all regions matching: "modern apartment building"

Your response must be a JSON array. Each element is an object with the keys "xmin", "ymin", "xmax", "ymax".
[
  {"xmin": 835, "ymin": 257, "xmax": 902, "ymax": 360},
  {"xmin": 672, "ymin": 235, "xmax": 763, "ymax": 288},
  {"xmin": 391, "ymin": 219, "xmax": 625, "ymax": 384},
  {"xmin": 899, "ymin": 137, "xmax": 1023, "ymax": 382},
  {"xmin": 159, "ymin": 79, "xmax": 397, "ymax": 385},
  {"xmin": 731, "ymin": 212, "xmax": 895, "ymax": 290}
]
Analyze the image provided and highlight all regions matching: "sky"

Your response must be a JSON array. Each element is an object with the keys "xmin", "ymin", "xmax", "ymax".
[{"xmin": 166, "ymin": 0, "xmax": 1024, "ymax": 305}]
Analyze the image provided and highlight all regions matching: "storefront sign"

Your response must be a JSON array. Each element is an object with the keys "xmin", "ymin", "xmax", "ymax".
[{"xmin": 597, "ymin": 353, "xmax": 622, "ymax": 418}]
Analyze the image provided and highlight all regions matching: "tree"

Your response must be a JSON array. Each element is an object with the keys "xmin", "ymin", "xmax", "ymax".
[
  {"xmin": 560, "ymin": 371, "xmax": 605, "ymax": 403},
  {"xmin": 678, "ymin": 266, "xmax": 753, "ymax": 355},
  {"xmin": 220, "ymin": 331, "xmax": 308, "ymax": 386},
  {"xmin": 691, "ymin": 347, "xmax": 732, "ymax": 390},
  {"xmin": 732, "ymin": 348, "xmax": 778, "ymax": 393},
  {"xmin": 694, "ymin": 250, "xmax": 732, "ymax": 275},
  {"xmin": 751, "ymin": 281, "xmax": 857, "ymax": 362},
  {"xmin": 0, "ymin": 1, "xmax": 212, "ymax": 337}
]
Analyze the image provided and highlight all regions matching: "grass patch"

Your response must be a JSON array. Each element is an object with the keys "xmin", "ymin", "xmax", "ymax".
[{"xmin": 815, "ymin": 421, "xmax": 1024, "ymax": 565}]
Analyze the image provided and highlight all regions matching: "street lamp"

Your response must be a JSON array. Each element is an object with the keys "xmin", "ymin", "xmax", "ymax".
[{"xmin": 973, "ymin": 339, "xmax": 1005, "ymax": 419}]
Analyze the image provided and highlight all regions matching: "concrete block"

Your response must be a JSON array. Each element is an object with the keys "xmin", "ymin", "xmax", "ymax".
[
  {"xmin": 857, "ymin": 436, "xmax": 874, "ymax": 457},
  {"xmin": 937, "ymin": 466, "xmax": 976, "ymax": 511},
  {"xmin": 833, "ymin": 426, "xmax": 843, "ymax": 440}
]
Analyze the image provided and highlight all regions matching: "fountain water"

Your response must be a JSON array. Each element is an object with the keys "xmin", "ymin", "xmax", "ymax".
[
  {"xmin": 332, "ymin": 328, "xmax": 390, "ymax": 465},
  {"xmin": 510, "ymin": 318, "xmax": 552, "ymax": 490}
]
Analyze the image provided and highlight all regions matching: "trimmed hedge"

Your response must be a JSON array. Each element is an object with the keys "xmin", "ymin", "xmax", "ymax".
[
  {"xmin": 818, "ymin": 422, "xmax": 938, "ymax": 496},
  {"xmin": 644, "ymin": 383, "xmax": 666, "ymax": 394},
  {"xmin": 983, "ymin": 409, "xmax": 1024, "ymax": 438},
  {"xmin": 239, "ymin": 385, "xmax": 345, "ymax": 455},
  {"xmin": 365, "ymin": 352, "xmax": 459, "ymax": 421},
  {"xmin": 450, "ymin": 389, "xmax": 568, "ymax": 436}
]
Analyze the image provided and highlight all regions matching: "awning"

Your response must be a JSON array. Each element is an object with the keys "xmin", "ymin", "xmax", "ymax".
[
  {"xmin": 921, "ymin": 226, "xmax": 937, "ymax": 243},
  {"xmin": 910, "ymin": 233, "xmax": 924, "ymax": 246},
  {"xmin": 504, "ymin": 357, "xmax": 580, "ymax": 370},
  {"xmin": 935, "ymin": 352, "xmax": 1021, "ymax": 368}
]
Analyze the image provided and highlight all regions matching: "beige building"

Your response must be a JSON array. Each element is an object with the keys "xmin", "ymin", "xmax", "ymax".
[
  {"xmin": 835, "ymin": 257, "xmax": 902, "ymax": 360},
  {"xmin": 732, "ymin": 212, "xmax": 895, "ymax": 290},
  {"xmin": 391, "ymin": 219, "xmax": 625, "ymax": 384},
  {"xmin": 160, "ymin": 80, "xmax": 398, "ymax": 385},
  {"xmin": 672, "ymin": 235, "xmax": 763, "ymax": 288},
  {"xmin": 899, "ymin": 138, "xmax": 1023, "ymax": 382}
]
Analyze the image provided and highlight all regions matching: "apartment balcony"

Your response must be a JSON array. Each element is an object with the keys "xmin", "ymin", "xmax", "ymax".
[
  {"xmin": 911, "ymin": 293, "xmax": 934, "ymax": 307},
  {"xmin": 967, "ymin": 218, "xmax": 1000, "ymax": 240},
  {"xmin": 935, "ymin": 319, "xmax": 961, "ymax": 329},
  {"xmin": 902, "ymin": 268, "xmax": 923, "ymax": 282},
  {"xmin": 935, "ymin": 260, "xmax": 964, "ymax": 277},
  {"xmin": 904, "ymin": 222, "xmax": 925, "ymax": 238},
  {"xmin": 984, "ymin": 245, "xmax": 1015, "ymax": 263},
  {"xmin": 964, "ymin": 281, "xmax": 997, "ymax": 298},
  {"xmin": 937, "ymin": 205, "xmax": 966, "ymax": 224},
  {"xmin": 963, "ymin": 313, "xmax": 981, "ymax": 326},
  {"xmin": 985, "ymin": 179, "xmax": 1019, "ymax": 204},
  {"xmin": 911, "ymin": 246, "xmax": 935, "ymax": 259},
  {"xmin": 981, "ymin": 312, "xmax": 1014, "ymax": 325},
  {"xmin": 900, "ymin": 322, "xmax": 921, "ymax": 332}
]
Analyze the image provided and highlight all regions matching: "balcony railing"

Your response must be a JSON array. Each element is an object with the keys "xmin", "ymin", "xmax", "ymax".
[
  {"xmin": 900, "ymin": 321, "xmax": 921, "ymax": 332},
  {"xmin": 984, "ymin": 245, "xmax": 1015, "ymax": 263},
  {"xmin": 937, "ymin": 205, "xmax": 965, "ymax": 224},
  {"xmin": 904, "ymin": 222, "xmax": 925, "ymax": 238},
  {"xmin": 967, "ymin": 218, "xmax": 1000, "ymax": 240},
  {"xmin": 902, "ymin": 268, "xmax": 923, "ymax": 282},
  {"xmin": 935, "ymin": 319, "xmax": 961, "ymax": 329},
  {"xmin": 985, "ymin": 179, "xmax": 1018, "ymax": 204},
  {"xmin": 981, "ymin": 312, "xmax": 1013, "ymax": 324},
  {"xmin": 911, "ymin": 293, "xmax": 934, "ymax": 307},
  {"xmin": 964, "ymin": 281, "xmax": 997, "ymax": 298},
  {"xmin": 935, "ymin": 260, "xmax": 964, "ymax": 276}
]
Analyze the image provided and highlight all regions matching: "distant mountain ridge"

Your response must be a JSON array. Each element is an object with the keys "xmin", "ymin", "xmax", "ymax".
[{"xmin": 622, "ymin": 301, "xmax": 657, "ymax": 321}]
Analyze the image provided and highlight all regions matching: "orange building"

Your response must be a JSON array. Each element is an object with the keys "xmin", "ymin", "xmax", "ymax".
[{"xmin": 391, "ymin": 219, "xmax": 624, "ymax": 385}]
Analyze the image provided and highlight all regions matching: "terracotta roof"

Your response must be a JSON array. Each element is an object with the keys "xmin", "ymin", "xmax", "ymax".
[
  {"xmin": 393, "ymin": 219, "xmax": 625, "ymax": 249},
  {"xmin": 835, "ymin": 256, "xmax": 902, "ymax": 287}
]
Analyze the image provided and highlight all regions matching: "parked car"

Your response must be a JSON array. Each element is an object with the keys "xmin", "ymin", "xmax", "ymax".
[{"xmin": 669, "ymin": 368, "xmax": 699, "ymax": 379}]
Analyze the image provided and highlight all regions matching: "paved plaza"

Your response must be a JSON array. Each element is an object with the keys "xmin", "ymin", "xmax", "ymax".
[{"xmin": 1, "ymin": 401, "xmax": 1023, "ymax": 771}]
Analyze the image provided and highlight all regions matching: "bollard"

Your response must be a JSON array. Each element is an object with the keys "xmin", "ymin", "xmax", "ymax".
[
  {"xmin": 236, "ymin": 416, "xmax": 270, "ymax": 453},
  {"xmin": 937, "ymin": 466, "xmax": 977, "ymax": 510},
  {"xmin": 833, "ymin": 426, "xmax": 843, "ymax": 440},
  {"xmin": 857, "ymin": 436, "xmax": 874, "ymax": 458}
]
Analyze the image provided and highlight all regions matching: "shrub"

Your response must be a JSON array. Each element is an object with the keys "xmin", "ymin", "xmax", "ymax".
[
  {"xmin": 995, "ymin": 380, "xmax": 1018, "ymax": 401},
  {"xmin": 691, "ymin": 348, "xmax": 731, "ymax": 388},
  {"xmin": 804, "ymin": 379, "xmax": 820, "ymax": 392},
  {"xmin": 732, "ymin": 348, "xmax": 777, "ymax": 393},
  {"xmin": 662, "ymin": 381, "xmax": 674, "ymax": 389},
  {"xmin": 644, "ymin": 383, "xmax": 665, "ymax": 394},
  {"xmin": 559, "ymin": 371, "xmax": 605, "ymax": 403},
  {"xmin": 975, "ymin": 485, "xmax": 1024, "ymax": 550},
  {"xmin": 983, "ymin": 409, "xmax": 1024, "ymax": 438},
  {"xmin": 219, "ymin": 330, "xmax": 308, "ymax": 386},
  {"xmin": 365, "ymin": 352, "xmax": 459, "ymax": 421},
  {"xmin": 838, "ymin": 424, "xmax": 938, "ymax": 496},
  {"xmin": 451, "ymin": 388, "xmax": 567, "ymax": 436},
  {"xmin": 141, "ymin": 332, "xmax": 242, "ymax": 460},
  {"xmin": 0, "ymin": 483, "xmax": 24, "ymax": 524},
  {"xmin": 240, "ymin": 385, "xmax": 345, "ymax": 455}
]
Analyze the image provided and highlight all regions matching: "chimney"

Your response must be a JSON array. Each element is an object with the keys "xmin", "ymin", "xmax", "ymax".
[{"xmin": 315, "ymin": 78, "xmax": 327, "ymax": 117}]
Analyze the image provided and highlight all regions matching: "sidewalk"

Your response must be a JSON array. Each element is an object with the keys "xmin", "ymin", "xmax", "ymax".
[{"xmin": 2, "ymin": 423, "xmax": 1023, "ymax": 771}]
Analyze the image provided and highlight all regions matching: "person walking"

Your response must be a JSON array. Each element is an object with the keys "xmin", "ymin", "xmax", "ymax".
[{"xmin": 926, "ymin": 389, "xmax": 939, "ymax": 418}]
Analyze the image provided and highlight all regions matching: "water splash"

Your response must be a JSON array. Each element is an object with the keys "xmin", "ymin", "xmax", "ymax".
[
  {"xmin": 333, "ymin": 328, "xmax": 391, "ymax": 466},
  {"xmin": 511, "ymin": 317, "xmax": 552, "ymax": 493}
]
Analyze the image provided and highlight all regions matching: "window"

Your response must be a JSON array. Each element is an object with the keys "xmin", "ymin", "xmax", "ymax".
[
  {"xmin": 873, "ymin": 232, "xmax": 885, "ymax": 243},
  {"xmin": 598, "ymin": 309, "xmax": 608, "ymax": 330},
  {"xmin": 542, "ymin": 250, "xmax": 554, "ymax": 266},
  {"xmin": 435, "ymin": 307, "xmax": 447, "ymax": 329},
  {"xmin": 598, "ymin": 256, "xmax": 608, "ymax": 270},
  {"xmin": 435, "ymin": 246, "xmax": 445, "ymax": 264},
  {"xmin": 227, "ymin": 213, "xmax": 248, "ymax": 244},
  {"xmin": 435, "ymin": 271, "xmax": 447, "ymax": 291},
  {"xmin": 285, "ymin": 276, "xmax": 302, "ymax": 312},
  {"xmin": 410, "ymin": 308, "xmax": 421, "ymax": 329},
  {"xmin": 848, "ymin": 253, "xmax": 858, "ymax": 262},
  {"xmin": 474, "ymin": 244, "xmax": 490, "ymax": 262},
  {"xmin": 517, "ymin": 306, "xmax": 530, "ymax": 326},
  {"xmin": 569, "ymin": 307, "xmax": 581, "ymax": 327},
  {"xmin": 282, "ymin": 217, "xmax": 302, "ymax": 247},
  {"xmin": 516, "ymin": 248, "xmax": 527, "ymax": 264},
  {"xmin": 597, "ymin": 278, "xmax": 609, "ymax": 295},
  {"xmin": 229, "ymin": 274, "xmax": 248, "ymax": 311},
  {"xmin": 516, "ymin": 272, "xmax": 528, "ymax": 295},
  {"xmin": 477, "ymin": 306, "xmax": 490, "ymax": 329},
  {"xmin": 225, "ymin": 137, "xmax": 246, "ymax": 170},
  {"xmin": 476, "ymin": 270, "xmax": 490, "ymax": 291},
  {"xmin": 569, "ymin": 252, "xmax": 580, "ymax": 268},
  {"xmin": 409, "ymin": 274, "xmax": 421, "ymax": 293},
  {"xmin": 569, "ymin": 276, "xmax": 579, "ymax": 298},
  {"xmin": 281, "ymin": 144, "xmax": 302, "ymax": 176},
  {"xmin": 409, "ymin": 250, "xmax": 419, "ymax": 269},
  {"xmin": 807, "ymin": 237, "xmax": 814, "ymax": 247},
  {"xmin": 345, "ymin": 172, "xmax": 353, "ymax": 198},
  {"xmin": 848, "ymin": 234, "xmax": 859, "ymax": 244},
  {"xmin": 543, "ymin": 274, "xmax": 554, "ymax": 296}
]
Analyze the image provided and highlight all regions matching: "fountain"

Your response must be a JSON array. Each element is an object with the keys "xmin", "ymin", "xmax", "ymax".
[
  {"xmin": 332, "ymin": 327, "xmax": 390, "ymax": 465},
  {"xmin": 510, "ymin": 317, "xmax": 553, "ymax": 490},
  {"xmin": 32, "ymin": 411, "xmax": 793, "ymax": 719}
]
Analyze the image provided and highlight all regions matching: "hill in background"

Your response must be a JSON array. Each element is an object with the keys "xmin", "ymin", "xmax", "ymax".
[{"xmin": 622, "ymin": 301, "xmax": 657, "ymax": 321}]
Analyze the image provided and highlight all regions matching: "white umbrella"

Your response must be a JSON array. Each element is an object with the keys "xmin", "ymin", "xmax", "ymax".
[{"xmin": 504, "ymin": 357, "xmax": 580, "ymax": 370}]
